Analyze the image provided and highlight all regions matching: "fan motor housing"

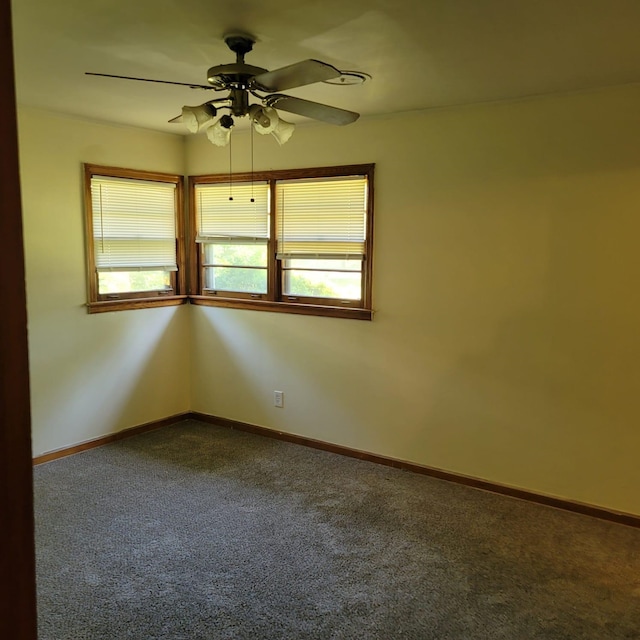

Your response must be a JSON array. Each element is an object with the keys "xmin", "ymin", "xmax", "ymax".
[{"xmin": 207, "ymin": 63, "xmax": 268, "ymax": 89}]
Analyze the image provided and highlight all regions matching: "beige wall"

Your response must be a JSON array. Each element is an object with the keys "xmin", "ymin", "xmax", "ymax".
[
  {"xmin": 18, "ymin": 108, "xmax": 191, "ymax": 456},
  {"xmin": 187, "ymin": 85, "xmax": 640, "ymax": 515},
  {"xmin": 18, "ymin": 85, "xmax": 640, "ymax": 516}
]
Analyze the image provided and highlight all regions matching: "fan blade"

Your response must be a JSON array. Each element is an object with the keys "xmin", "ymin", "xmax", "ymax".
[
  {"xmin": 85, "ymin": 72, "xmax": 216, "ymax": 90},
  {"xmin": 264, "ymin": 94, "xmax": 359, "ymax": 125},
  {"xmin": 168, "ymin": 114, "xmax": 183, "ymax": 123},
  {"xmin": 251, "ymin": 60, "xmax": 341, "ymax": 92}
]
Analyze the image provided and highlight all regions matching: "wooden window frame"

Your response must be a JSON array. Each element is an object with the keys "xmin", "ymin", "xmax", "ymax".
[
  {"xmin": 189, "ymin": 164, "xmax": 375, "ymax": 321},
  {"xmin": 84, "ymin": 164, "xmax": 188, "ymax": 314}
]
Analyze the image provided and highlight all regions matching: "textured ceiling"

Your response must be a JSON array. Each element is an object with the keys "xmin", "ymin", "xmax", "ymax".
[{"xmin": 11, "ymin": 0, "xmax": 640, "ymax": 133}]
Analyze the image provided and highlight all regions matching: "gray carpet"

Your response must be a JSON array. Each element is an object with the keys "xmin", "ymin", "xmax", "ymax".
[{"xmin": 34, "ymin": 420, "xmax": 640, "ymax": 639}]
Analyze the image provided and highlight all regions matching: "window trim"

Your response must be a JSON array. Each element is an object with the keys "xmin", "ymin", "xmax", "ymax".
[
  {"xmin": 188, "ymin": 164, "xmax": 375, "ymax": 320},
  {"xmin": 83, "ymin": 164, "xmax": 187, "ymax": 314}
]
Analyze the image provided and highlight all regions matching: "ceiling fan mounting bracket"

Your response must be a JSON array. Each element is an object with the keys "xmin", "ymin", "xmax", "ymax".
[{"xmin": 224, "ymin": 34, "xmax": 256, "ymax": 58}]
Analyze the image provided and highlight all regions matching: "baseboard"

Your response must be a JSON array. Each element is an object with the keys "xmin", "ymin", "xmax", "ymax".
[
  {"xmin": 32, "ymin": 412, "xmax": 191, "ymax": 465},
  {"xmin": 32, "ymin": 409, "xmax": 640, "ymax": 528},
  {"xmin": 190, "ymin": 411, "xmax": 640, "ymax": 529}
]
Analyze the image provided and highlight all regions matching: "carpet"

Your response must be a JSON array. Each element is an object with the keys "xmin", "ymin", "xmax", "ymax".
[{"xmin": 34, "ymin": 420, "xmax": 640, "ymax": 639}]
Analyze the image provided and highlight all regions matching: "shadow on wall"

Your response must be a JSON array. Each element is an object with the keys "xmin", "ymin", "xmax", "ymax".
[
  {"xmin": 190, "ymin": 304, "xmax": 379, "ymax": 442},
  {"xmin": 30, "ymin": 306, "xmax": 187, "ymax": 455}
]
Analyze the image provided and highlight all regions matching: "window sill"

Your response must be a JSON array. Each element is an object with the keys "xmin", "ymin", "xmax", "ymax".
[
  {"xmin": 86, "ymin": 294, "xmax": 372, "ymax": 320},
  {"xmin": 87, "ymin": 295, "xmax": 189, "ymax": 314},
  {"xmin": 189, "ymin": 295, "xmax": 373, "ymax": 320}
]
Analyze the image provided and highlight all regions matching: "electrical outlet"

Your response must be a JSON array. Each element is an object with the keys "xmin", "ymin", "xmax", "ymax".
[{"xmin": 274, "ymin": 390, "xmax": 284, "ymax": 408}]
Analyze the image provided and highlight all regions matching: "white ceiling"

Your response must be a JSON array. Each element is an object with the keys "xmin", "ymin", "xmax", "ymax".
[{"xmin": 11, "ymin": 0, "xmax": 640, "ymax": 133}]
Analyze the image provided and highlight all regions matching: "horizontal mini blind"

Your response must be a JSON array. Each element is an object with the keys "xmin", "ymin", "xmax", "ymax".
[
  {"xmin": 195, "ymin": 182, "xmax": 269, "ymax": 244},
  {"xmin": 91, "ymin": 176, "xmax": 177, "ymax": 272},
  {"xmin": 276, "ymin": 176, "xmax": 368, "ymax": 259}
]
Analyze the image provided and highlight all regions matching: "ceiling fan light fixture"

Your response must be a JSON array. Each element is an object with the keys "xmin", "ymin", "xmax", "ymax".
[
  {"xmin": 206, "ymin": 115, "xmax": 234, "ymax": 147},
  {"xmin": 249, "ymin": 105, "xmax": 278, "ymax": 135},
  {"xmin": 271, "ymin": 117, "xmax": 295, "ymax": 146},
  {"xmin": 181, "ymin": 103, "xmax": 218, "ymax": 133}
]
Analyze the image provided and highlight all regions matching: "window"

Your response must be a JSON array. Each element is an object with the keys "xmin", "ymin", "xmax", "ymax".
[
  {"xmin": 84, "ymin": 164, "xmax": 186, "ymax": 313},
  {"xmin": 194, "ymin": 180, "xmax": 270, "ymax": 298},
  {"xmin": 189, "ymin": 165, "xmax": 374, "ymax": 320},
  {"xmin": 83, "ymin": 163, "xmax": 373, "ymax": 319}
]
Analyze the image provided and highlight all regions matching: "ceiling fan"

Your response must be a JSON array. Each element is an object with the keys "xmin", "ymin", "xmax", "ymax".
[{"xmin": 86, "ymin": 34, "xmax": 367, "ymax": 146}]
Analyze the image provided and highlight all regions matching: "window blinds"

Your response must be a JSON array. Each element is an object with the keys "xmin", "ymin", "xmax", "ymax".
[
  {"xmin": 276, "ymin": 176, "xmax": 368, "ymax": 259},
  {"xmin": 195, "ymin": 181, "xmax": 270, "ymax": 244},
  {"xmin": 91, "ymin": 176, "xmax": 177, "ymax": 272}
]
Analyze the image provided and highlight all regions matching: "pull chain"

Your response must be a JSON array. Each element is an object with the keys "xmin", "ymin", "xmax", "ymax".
[
  {"xmin": 228, "ymin": 134, "xmax": 233, "ymax": 201},
  {"xmin": 250, "ymin": 123, "xmax": 255, "ymax": 203}
]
